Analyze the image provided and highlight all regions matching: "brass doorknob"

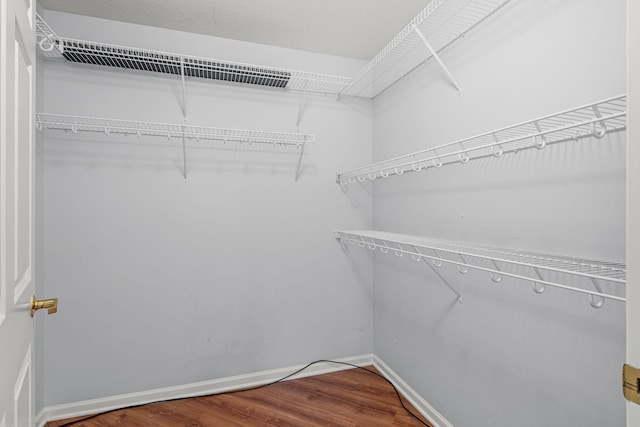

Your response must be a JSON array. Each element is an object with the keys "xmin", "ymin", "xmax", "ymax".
[{"xmin": 31, "ymin": 295, "xmax": 58, "ymax": 317}]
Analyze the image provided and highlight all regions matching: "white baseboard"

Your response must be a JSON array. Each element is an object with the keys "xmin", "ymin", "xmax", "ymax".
[
  {"xmin": 373, "ymin": 355, "xmax": 454, "ymax": 427},
  {"xmin": 36, "ymin": 354, "xmax": 374, "ymax": 426},
  {"xmin": 37, "ymin": 354, "xmax": 453, "ymax": 427}
]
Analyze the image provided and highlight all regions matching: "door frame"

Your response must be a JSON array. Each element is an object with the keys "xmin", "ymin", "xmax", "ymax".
[
  {"xmin": 627, "ymin": 0, "xmax": 640, "ymax": 426},
  {"xmin": 0, "ymin": 0, "xmax": 37, "ymax": 425}
]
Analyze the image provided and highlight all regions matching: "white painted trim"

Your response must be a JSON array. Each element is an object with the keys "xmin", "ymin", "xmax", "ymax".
[
  {"xmin": 36, "ymin": 354, "xmax": 374, "ymax": 427},
  {"xmin": 36, "ymin": 354, "xmax": 453, "ymax": 427},
  {"xmin": 628, "ymin": 0, "xmax": 640, "ymax": 425},
  {"xmin": 35, "ymin": 411, "xmax": 45, "ymax": 427},
  {"xmin": 373, "ymin": 355, "xmax": 454, "ymax": 427},
  {"xmin": 14, "ymin": 345, "xmax": 32, "ymax": 427}
]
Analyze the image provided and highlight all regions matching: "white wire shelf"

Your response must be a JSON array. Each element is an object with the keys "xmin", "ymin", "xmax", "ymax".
[
  {"xmin": 36, "ymin": 113, "xmax": 315, "ymax": 181},
  {"xmin": 337, "ymin": 94, "xmax": 627, "ymax": 184},
  {"xmin": 335, "ymin": 230, "xmax": 626, "ymax": 308},
  {"xmin": 35, "ymin": 14, "xmax": 351, "ymax": 95},
  {"xmin": 341, "ymin": 0, "xmax": 511, "ymax": 98},
  {"xmin": 36, "ymin": 113, "xmax": 314, "ymax": 146}
]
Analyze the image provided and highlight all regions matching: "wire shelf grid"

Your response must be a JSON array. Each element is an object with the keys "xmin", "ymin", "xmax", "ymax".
[
  {"xmin": 36, "ymin": 113, "xmax": 315, "ymax": 147},
  {"xmin": 342, "ymin": 0, "xmax": 511, "ymax": 98},
  {"xmin": 335, "ymin": 230, "xmax": 626, "ymax": 307},
  {"xmin": 337, "ymin": 94, "xmax": 626, "ymax": 184},
  {"xmin": 35, "ymin": 14, "xmax": 351, "ymax": 95}
]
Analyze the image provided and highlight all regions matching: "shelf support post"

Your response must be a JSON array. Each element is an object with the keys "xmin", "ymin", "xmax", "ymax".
[
  {"xmin": 179, "ymin": 57, "xmax": 189, "ymax": 183},
  {"xmin": 414, "ymin": 28, "xmax": 461, "ymax": 94},
  {"xmin": 413, "ymin": 246, "xmax": 463, "ymax": 303},
  {"xmin": 181, "ymin": 125, "xmax": 188, "ymax": 183},
  {"xmin": 294, "ymin": 82, "xmax": 308, "ymax": 181},
  {"xmin": 295, "ymin": 140, "xmax": 307, "ymax": 181},
  {"xmin": 180, "ymin": 57, "xmax": 188, "ymax": 120},
  {"xmin": 296, "ymin": 84, "xmax": 308, "ymax": 130}
]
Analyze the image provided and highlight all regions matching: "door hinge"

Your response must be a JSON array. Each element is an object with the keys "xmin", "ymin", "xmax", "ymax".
[{"xmin": 623, "ymin": 364, "xmax": 640, "ymax": 405}]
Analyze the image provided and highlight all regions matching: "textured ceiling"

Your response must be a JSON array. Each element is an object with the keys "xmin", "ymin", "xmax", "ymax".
[{"xmin": 40, "ymin": 0, "xmax": 429, "ymax": 60}]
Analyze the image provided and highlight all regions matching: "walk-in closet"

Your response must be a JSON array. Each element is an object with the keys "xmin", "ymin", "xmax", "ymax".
[{"xmin": 1, "ymin": 0, "xmax": 639, "ymax": 426}]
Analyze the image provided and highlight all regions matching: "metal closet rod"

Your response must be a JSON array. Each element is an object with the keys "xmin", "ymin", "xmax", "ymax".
[
  {"xmin": 335, "ymin": 230, "xmax": 625, "ymax": 308},
  {"xmin": 337, "ymin": 94, "xmax": 627, "ymax": 183}
]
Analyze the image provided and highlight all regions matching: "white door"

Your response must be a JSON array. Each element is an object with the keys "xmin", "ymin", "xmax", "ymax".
[
  {"xmin": 628, "ymin": 1, "xmax": 640, "ymax": 425},
  {"xmin": 0, "ymin": 0, "xmax": 37, "ymax": 426}
]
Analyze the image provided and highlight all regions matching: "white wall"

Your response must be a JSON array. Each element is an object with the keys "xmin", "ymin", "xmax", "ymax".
[
  {"xmin": 371, "ymin": 0, "xmax": 626, "ymax": 426},
  {"xmin": 39, "ymin": 11, "xmax": 373, "ymax": 408},
  {"xmin": 39, "ymin": 2, "xmax": 629, "ymax": 424}
]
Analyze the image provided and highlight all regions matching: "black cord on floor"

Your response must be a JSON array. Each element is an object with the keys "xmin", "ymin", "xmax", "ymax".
[{"xmin": 56, "ymin": 360, "xmax": 430, "ymax": 427}]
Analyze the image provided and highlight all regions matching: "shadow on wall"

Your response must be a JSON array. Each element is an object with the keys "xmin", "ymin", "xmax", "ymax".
[{"xmin": 42, "ymin": 134, "xmax": 317, "ymax": 179}]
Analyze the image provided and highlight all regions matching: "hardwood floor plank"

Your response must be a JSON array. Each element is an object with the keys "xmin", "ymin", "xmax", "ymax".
[{"xmin": 46, "ymin": 366, "xmax": 433, "ymax": 427}]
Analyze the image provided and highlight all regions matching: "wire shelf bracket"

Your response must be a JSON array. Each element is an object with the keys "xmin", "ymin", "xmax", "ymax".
[
  {"xmin": 295, "ymin": 141, "xmax": 307, "ymax": 182},
  {"xmin": 340, "ymin": 0, "xmax": 511, "ymax": 98},
  {"xmin": 415, "ymin": 245, "xmax": 464, "ymax": 302},
  {"xmin": 335, "ymin": 230, "xmax": 626, "ymax": 308},
  {"xmin": 337, "ymin": 232, "xmax": 463, "ymax": 302},
  {"xmin": 296, "ymin": 88, "xmax": 308, "ymax": 130},
  {"xmin": 414, "ymin": 27, "xmax": 461, "ymax": 94},
  {"xmin": 179, "ymin": 58, "xmax": 188, "ymax": 120},
  {"xmin": 337, "ymin": 94, "xmax": 627, "ymax": 184},
  {"xmin": 36, "ymin": 113, "xmax": 316, "ymax": 181},
  {"xmin": 35, "ymin": 12, "xmax": 64, "ymax": 55}
]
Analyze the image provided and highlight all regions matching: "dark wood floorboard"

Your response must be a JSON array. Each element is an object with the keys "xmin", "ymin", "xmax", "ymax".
[{"xmin": 46, "ymin": 366, "xmax": 433, "ymax": 426}]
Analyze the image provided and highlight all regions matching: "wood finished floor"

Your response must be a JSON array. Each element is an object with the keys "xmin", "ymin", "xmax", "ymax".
[{"xmin": 46, "ymin": 366, "xmax": 432, "ymax": 426}]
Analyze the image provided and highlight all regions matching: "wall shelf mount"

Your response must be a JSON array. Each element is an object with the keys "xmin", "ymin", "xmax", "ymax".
[
  {"xmin": 337, "ymin": 95, "xmax": 627, "ymax": 184},
  {"xmin": 36, "ymin": 113, "xmax": 316, "ymax": 182},
  {"xmin": 340, "ymin": 0, "xmax": 512, "ymax": 98}
]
